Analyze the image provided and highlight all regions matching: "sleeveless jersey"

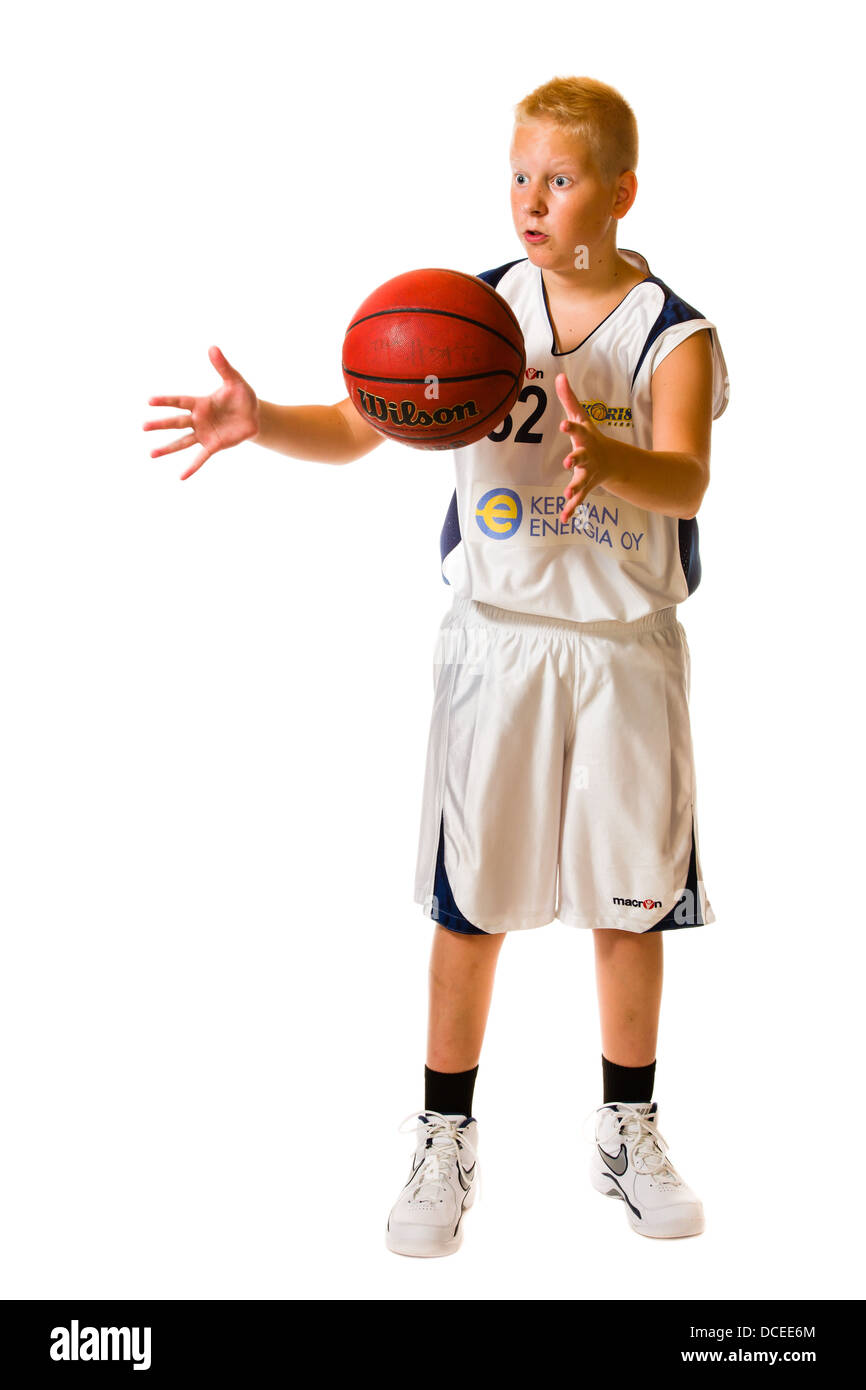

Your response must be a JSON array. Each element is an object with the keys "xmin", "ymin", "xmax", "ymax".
[{"xmin": 438, "ymin": 249, "xmax": 729, "ymax": 622}]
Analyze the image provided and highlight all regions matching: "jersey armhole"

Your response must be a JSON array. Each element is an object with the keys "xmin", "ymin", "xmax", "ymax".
[{"xmin": 644, "ymin": 322, "xmax": 730, "ymax": 421}]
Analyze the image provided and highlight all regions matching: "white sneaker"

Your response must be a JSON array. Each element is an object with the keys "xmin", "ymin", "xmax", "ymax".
[
  {"xmin": 386, "ymin": 1110, "xmax": 480, "ymax": 1258},
  {"xmin": 590, "ymin": 1101, "xmax": 705, "ymax": 1238}
]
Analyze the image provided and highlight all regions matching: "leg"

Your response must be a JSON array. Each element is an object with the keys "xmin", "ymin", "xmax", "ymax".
[
  {"xmin": 593, "ymin": 927, "xmax": 663, "ymax": 1067},
  {"xmin": 426, "ymin": 924, "xmax": 506, "ymax": 1072},
  {"xmin": 385, "ymin": 925, "xmax": 503, "ymax": 1258},
  {"xmin": 590, "ymin": 927, "xmax": 704, "ymax": 1238}
]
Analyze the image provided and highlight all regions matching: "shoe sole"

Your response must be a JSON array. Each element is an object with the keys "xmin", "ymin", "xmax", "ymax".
[
  {"xmin": 385, "ymin": 1230, "xmax": 464, "ymax": 1258},
  {"xmin": 590, "ymin": 1166, "xmax": 705, "ymax": 1239}
]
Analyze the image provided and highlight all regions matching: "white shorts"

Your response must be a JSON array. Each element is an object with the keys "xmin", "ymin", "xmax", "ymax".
[{"xmin": 413, "ymin": 596, "xmax": 714, "ymax": 935}]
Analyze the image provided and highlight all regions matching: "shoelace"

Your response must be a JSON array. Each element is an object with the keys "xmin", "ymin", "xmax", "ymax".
[
  {"xmin": 397, "ymin": 1110, "xmax": 482, "ymax": 1202},
  {"xmin": 581, "ymin": 1102, "xmax": 683, "ymax": 1185}
]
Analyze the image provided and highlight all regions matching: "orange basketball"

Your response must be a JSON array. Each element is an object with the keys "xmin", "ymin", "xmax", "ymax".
[{"xmin": 342, "ymin": 268, "xmax": 526, "ymax": 450}]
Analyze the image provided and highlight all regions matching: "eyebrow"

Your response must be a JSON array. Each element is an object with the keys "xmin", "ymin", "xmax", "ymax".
[{"xmin": 509, "ymin": 151, "xmax": 582, "ymax": 167}]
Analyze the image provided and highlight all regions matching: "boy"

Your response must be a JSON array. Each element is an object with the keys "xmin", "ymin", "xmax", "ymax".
[{"xmin": 144, "ymin": 76, "xmax": 729, "ymax": 1258}]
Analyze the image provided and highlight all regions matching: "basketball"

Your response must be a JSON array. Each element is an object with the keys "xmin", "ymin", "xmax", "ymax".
[{"xmin": 342, "ymin": 268, "xmax": 526, "ymax": 450}]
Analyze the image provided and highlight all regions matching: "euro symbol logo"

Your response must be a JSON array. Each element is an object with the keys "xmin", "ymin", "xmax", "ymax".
[{"xmin": 475, "ymin": 487, "xmax": 522, "ymax": 539}]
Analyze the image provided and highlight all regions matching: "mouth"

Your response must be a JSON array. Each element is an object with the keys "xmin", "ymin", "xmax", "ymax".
[{"xmin": 524, "ymin": 229, "xmax": 549, "ymax": 244}]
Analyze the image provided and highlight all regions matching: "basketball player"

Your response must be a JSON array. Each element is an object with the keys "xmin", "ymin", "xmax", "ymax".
[{"xmin": 143, "ymin": 76, "xmax": 729, "ymax": 1257}]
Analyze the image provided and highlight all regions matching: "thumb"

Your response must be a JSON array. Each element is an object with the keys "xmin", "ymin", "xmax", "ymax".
[
  {"xmin": 554, "ymin": 372, "xmax": 588, "ymax": 424},
  {"xmin": 209, "ymin": 345, "xmax": 242, "ymax": 382}
]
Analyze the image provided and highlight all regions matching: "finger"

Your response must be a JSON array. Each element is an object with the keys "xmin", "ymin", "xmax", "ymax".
[
  {"xmin": 208, "ymin": 345, "xmax": 241, "ymax": 381},
  {"xmin": 148, "ymin": 432, "xmax": 197, "ymax": 459},
  {"xmin": 560, "ymin": 417, "xmax": 588, "ymax": 436},
  {"xmin": 562, "ymin": 443, "xmax": 587, "ymax": 467},
  {"xmin": 554, "ymin": 372, "xmax": 588, "ymax": 423},
  {"xmin": 567, "ymin": 478, "xmax": 594, "ymax": 507},
  {"xmin": 143, "ymin": 414, "xmax": 192, "ymax": 432},
  {"xmin": 565, "ymin": 468, "xmax": 588, "ymax": 496},
  {"xmin": 180, "ymin": 452, "xmax": 210, "ymax": 481},
  {"xmin": 563, "ymin": 450, "xmax": 587, "ymax": 472},
  {"xmin": 147, "ymin": 396, "xmax": 197, "ymax": 410}
]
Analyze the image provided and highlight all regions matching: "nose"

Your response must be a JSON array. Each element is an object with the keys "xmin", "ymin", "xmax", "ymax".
[{"xmin": 521, "ymin": 180, "xmax": 547, "ymax": 215}]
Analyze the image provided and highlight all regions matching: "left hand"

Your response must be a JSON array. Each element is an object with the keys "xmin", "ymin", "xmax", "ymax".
[{"xmin": 554, "ymin": 373, "xmax": 614, "ymax": 522}]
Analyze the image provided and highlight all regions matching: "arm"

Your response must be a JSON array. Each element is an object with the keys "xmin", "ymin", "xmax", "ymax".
[
  {"xmin": 254, "ymin": 395, "xmax": 386, "ymax": 465},
  {"xmin": 145, "ymin": 345, "xmax": 385, "ymax": 479},
  {"xmin": 556, "ymin": 329, "xmax": 715, "ymax": 522}
]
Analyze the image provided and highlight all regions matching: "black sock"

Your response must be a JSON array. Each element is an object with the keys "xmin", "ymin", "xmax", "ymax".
[
  {"xmin": 602, "ymin": 1054, "xmax": 656, "ymax": 1104},
  {"xmin": 424, "ymin": 1064, "xmax": 478, "ymax": 1119}
]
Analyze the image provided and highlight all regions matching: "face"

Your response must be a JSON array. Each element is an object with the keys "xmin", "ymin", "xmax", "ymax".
[{"xmin": 509, "ymin": 119, "xmax": 631, "ymax": 273}]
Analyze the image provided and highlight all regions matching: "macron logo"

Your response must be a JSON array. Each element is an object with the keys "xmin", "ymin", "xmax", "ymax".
[{"xmin": 50, "ymin": 1320, "xmax": 151, "ymax": 1372}]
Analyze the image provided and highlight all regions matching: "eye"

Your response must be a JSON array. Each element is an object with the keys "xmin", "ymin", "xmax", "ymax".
[
  {"xmin": 513, "ymin": 173, "xmax": 528, "ymax": 186},
  {"xmin": 552, "ymin": 175, "xmax": 571, "ymax": 189}
]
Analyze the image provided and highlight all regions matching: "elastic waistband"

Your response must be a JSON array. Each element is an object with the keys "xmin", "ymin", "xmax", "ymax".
[{"xmin": 447, "ymin": 596, "xmax": 679, "ymax": 639}]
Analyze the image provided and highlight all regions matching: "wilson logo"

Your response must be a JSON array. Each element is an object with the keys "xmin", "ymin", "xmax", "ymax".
[{"xmin": 357, "ymin": 390, "xmax": 479, "ymax": 429}]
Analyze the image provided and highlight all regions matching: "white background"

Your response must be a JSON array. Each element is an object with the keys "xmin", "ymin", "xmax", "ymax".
[{"xmin": 1, "ymin": 0, "xmax": 863, "ymax": 1301}]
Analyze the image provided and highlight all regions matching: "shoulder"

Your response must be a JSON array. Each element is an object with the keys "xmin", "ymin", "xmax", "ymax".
[
  {"xmin": 630, "ymin": 273, "xmax": 730, "ymax": 420},
  {"xmin": 633, "ymin": 274, "xmax": 710, "ymax": 356},
  {"xmin": 474, "ymin": 258, "xmax": 528, "ymax": 289},
  {"xmin": 471, "ymin": 258, "xmax": 537, "ymax": 331}
]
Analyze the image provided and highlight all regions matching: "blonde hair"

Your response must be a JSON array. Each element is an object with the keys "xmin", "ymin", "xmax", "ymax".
[{"xmin": 514, "ymin": 76, "xmax": 639, "ymax": 185}]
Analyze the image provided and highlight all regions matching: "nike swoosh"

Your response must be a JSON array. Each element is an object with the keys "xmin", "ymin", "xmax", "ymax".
[
  {"xmin": 598, "ymin": 1143, "xmax": 628, "ymax": 1176},
  {"xmin": 457, "ymin": 1162, "xmax": 475, "ymax": 1192}
]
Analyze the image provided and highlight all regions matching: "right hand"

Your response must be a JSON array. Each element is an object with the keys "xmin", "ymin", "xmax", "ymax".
[{"xmin": 143, "ymin": 345, "xmax": 259, "ymax": 480}]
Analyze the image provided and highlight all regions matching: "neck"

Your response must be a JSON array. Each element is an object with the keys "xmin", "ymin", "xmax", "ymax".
[{"xmin": 542, "ymin": 247, "xmax": 639, "ymax": 299}]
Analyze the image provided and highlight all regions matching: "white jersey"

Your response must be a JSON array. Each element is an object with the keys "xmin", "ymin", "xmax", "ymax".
[{"xmin": 438, "ymin": 249, "xmax": 729, "ymax": 623}]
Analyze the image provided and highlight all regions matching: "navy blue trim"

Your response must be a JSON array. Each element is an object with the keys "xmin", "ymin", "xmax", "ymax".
[
  {"xmin": 475, "ymin": 259, "xmax": 526, "ymax": 289},
  {"xmin": 431, "ymin": 810, "xmax": 488, "ymax": 935},
  {"xmin": 631, "ymin": 277, "xmax": 707, "ymax": 389},
  {"xmin": 678, "ymin": 516, "xmax": 702, "ymax": 595},
  {"xmin": 439, "ymin": 489, "xmax": 460, "ymax": 585},
  {"xmin": 648, "ymin": 814, "xmax": 706, "ymax": 931}
]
